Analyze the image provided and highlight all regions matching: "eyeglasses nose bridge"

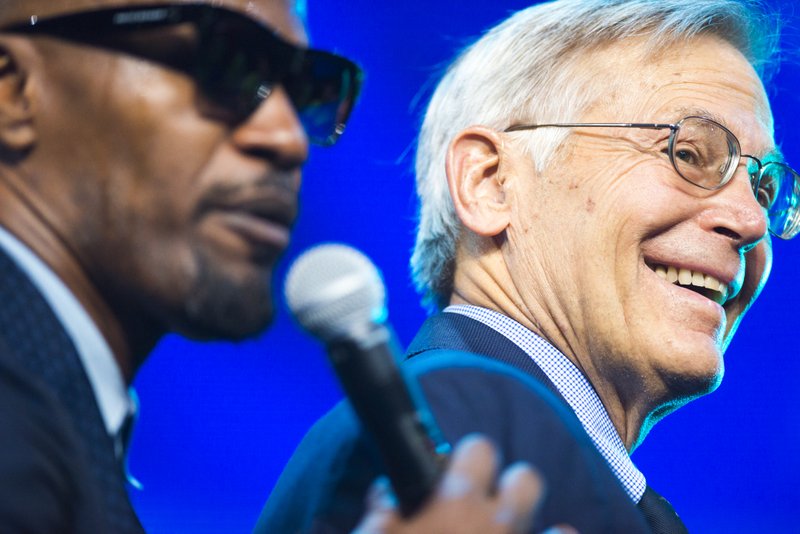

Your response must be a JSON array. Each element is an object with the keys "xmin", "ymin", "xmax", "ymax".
[{"xmin": 737, "ymin": 154, "xmax": 763, "ymax": 192}]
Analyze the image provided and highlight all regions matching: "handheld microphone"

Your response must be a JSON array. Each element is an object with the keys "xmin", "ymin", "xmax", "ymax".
[{"xmin": 284, "ymin": 243, "xmax": 449, "ymax": 517}]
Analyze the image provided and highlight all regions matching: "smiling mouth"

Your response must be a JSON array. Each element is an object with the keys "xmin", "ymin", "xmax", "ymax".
[{"xmin": 649, "ymin": 263, "xmax": 729, "ymax": 305}]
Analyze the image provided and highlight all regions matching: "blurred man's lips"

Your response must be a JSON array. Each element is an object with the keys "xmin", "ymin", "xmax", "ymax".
[
  {"xmin": 202, "ymin": 193, "xmax": 297, "ymax": 254},
  {"xmin": 220, "ymin": 211, "xmax": 291, "ymax": 249}
]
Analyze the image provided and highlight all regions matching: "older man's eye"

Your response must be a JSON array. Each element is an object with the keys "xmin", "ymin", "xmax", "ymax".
[{"xmin": 673, "ymin": 145, "xmax": 704, "ymax": 168}]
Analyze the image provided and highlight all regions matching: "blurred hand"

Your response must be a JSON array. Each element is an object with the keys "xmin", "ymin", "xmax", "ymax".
[{"xmin": 353, "ymin": 434, "xmax": 577, "ymax": 534}]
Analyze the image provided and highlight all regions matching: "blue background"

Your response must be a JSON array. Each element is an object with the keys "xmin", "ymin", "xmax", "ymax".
[{"xmin": 130, "ymin": 1, "xmax": 800, "ymax": 532}]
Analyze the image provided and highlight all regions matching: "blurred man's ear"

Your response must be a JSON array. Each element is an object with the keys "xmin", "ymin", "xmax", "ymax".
[
  {"xmin": 446, "ymin": 126, "xmax": 511, "ymax": 237},
  {"xmin": 0, "ymin": 40, "xmax": 35, "ymax": 160}
]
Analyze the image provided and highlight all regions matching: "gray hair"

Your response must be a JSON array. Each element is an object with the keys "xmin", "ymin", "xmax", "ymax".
[{"xmin": 411, "ymin": 0, "xmax": 780, "ymax": 310}]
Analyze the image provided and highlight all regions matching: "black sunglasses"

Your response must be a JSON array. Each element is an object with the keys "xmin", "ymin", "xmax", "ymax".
[{"xmin": 1, "ymin": 3, "xmax": 363, "ymax": 146}]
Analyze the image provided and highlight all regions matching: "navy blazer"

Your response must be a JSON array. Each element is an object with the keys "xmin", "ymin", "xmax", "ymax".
[
  {"xmin": 257, "ymin": 312, "xmax": 650, "ymax": 533},
  {"xmin": 0, "ymin": 247, "xmax": 144, "ymax": 533}
]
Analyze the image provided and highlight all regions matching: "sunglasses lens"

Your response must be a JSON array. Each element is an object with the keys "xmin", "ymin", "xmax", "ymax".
[
  {"xmin": 286, "ymin": 51, "xmax": 360, "ymax": 145},
  {"xmin": 195, "ymin": 16, "xmax": 281, "ymax": 118},
  {"xmin": 197, "ymin": 15, "xmax": 361, "ymax": 145}
]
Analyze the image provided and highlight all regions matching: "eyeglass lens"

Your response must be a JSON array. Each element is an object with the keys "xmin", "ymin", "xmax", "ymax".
[
  {"xmin": 757, "ymin": 163, "xmax": 800, "ymax": 238},
  {"xmin": 670, "ymin": 117, "xmax": 738, "ymax": 190},
  {"xmin": 672, "ymin": 116, "xmax": 800, "ymax": 239}
]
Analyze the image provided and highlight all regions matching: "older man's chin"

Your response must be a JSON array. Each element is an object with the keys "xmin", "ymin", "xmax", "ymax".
[{"xmin": 666, "ymin": 362, "xmax": 724, "ymax": 399}]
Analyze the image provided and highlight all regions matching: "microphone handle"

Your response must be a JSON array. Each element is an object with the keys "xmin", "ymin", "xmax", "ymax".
[{"xmin": 327, "ymin": 326, "xmax": 447, "ymax": 517}]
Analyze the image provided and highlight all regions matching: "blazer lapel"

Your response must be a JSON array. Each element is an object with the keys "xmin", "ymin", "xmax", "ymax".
[
  {"xmin": 407, "ymin": 312, "xmax": 690, "ymax": 534},
  {"xmin": 0, "ymin": 247, "xmax": 144, "ymax": 533}
]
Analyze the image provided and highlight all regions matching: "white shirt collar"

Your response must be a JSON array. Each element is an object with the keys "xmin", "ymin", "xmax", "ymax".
[
  {"xmin": 444, "ymin": 304, "xmax": 646, "ymax": 502},
  {"xmin": 0, "ymin": 225, "xmax": 134, "ymax": 436}
]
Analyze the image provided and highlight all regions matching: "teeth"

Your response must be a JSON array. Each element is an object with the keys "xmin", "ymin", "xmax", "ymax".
[
  {"xmin": 704, "ymin": 274, "xmax": 719, "ymax": 292},
  {"xmin": 667, "ymin": 266, "xmax": 678, "ymax": 283},
  {"xmin": 652, "ymin": 264, "xmax": 728, "ymax": 300}
]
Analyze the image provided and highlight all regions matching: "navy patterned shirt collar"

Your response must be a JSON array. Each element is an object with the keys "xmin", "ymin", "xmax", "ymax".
[{"xmin": 444, "ymin": 304, "xmax": 646, "ymax": 502}]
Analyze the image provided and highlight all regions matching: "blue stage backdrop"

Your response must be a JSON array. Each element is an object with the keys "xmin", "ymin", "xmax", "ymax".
[{"xmin": 129, "ymin": 1, "xmax": 800, "ymax": 532}]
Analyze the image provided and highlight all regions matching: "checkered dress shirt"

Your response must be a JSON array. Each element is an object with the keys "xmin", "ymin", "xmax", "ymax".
[{"xmin": 445, "ymin": 304, "xmax": 646, "ymax": 502}]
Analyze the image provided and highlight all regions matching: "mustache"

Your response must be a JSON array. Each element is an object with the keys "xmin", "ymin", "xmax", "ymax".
[{"xmin": 195, "ymin": 173, "xmax": 299, "ymax": 228}]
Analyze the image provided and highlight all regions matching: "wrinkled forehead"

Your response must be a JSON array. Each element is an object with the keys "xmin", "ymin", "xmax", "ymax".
[
  {"xmin": 0, "ymin": 0, "xmax": 308, "ymax": 44},
  {"xmin": 583, "ymin": 35, "xmax": 774, "ymax": 150}
]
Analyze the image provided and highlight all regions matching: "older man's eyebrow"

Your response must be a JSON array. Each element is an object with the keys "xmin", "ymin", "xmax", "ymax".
[{"xmin": 669, "ymin": 107, "xmax": 725, "ymax": 124}]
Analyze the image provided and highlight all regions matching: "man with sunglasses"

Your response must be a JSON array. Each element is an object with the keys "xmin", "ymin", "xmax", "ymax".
[
  {"xmin": 261, "ymin": 0, "xmax": 798, "ymax": 532},
  {"xmin": 0, "ymin": 1, "xmax": 549, "ymax": 533}
]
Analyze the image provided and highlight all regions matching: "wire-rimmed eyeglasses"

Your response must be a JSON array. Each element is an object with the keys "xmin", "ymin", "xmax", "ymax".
[{"xmin": 505, "ymin": 116, "xmax": 800, "ymax": 240}]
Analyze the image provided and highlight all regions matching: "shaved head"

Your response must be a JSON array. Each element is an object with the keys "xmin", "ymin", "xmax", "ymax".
[
  {"xmin": 0, "ymin": 0, "xmax": 305, "ymax": 30},
  {"xmin": 0, "ymin": 1, "xmax": 143, "ymax": 24}
]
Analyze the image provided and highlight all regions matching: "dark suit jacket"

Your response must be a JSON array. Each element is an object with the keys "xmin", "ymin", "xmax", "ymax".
[
  {"xmin": 0, "ymin": 247, "xmax": 144, "ymax": 533},
  {"xmin": 256, "ymin": 312, "xmax": 651, "ymax": 533}
]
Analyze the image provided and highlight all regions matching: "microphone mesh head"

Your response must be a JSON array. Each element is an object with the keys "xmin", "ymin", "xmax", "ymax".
[{"xmin": 284, "ymin": 243, "xmax": 386, "ymax": 342}]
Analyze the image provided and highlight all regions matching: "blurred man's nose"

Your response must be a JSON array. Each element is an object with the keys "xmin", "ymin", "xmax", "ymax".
[{"xmin": 230, "ymin": 86, "xmax": 309, "ymax": 172}]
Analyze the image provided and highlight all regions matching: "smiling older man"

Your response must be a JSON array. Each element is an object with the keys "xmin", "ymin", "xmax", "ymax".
[
  {"xmin": 0, "ymin": 0, "xmax": 549, "ymax": 532},
  {"xmin": 260, "ymin": 0, "xmax": 798, "ymax": 532}
]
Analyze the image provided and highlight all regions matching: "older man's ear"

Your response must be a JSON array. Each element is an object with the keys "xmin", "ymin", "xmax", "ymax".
[
  {"xmin": 446, "ymin": 126, "xmax": 513, "ymax": 238},
  {"xmin": 0, "ymin": 42, "xmax": 36, "ymax": 158}
]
